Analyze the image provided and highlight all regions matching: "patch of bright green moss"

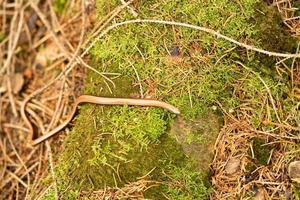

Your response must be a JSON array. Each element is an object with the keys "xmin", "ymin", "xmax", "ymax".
[
  {"xmin": 55, "ymin": 113, "xmax": 210, "ymax": 198},
  {"xmin": 160, "ymin": 164, "xmax": 212, "ymax": 200},
  {"xmin": 51, "ymin": 0, "xmax": 299, "ymax": 199},
  {"xmin": 53, "ymin": 0, "xmax": 68, "ymax": 14},
  {"xmin": 40, "ymin": 189, "xmax": 79, "ymax": 200},
  {"xmin": 56, "ymin": 105, "xmax": 170, "ymax": 187},
  {"xmin": 91, "ymin": 0, "xmax": 263, "ymax": 119}
]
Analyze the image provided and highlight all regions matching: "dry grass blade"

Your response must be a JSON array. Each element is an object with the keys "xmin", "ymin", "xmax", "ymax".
[{"xmin": 83, "ymin": 19, "xmax": 300, "ymax": 59}]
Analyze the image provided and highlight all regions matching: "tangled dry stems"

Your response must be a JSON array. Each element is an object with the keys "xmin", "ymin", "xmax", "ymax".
[
  {"xmin": 0, "ymin": 0, "xmax": 88, "ymax": 198},
  {"xmin": 80, "ymin": 179, "xmax": 160, "ymax": 199},
  {"xmin": 211, "ymin": 115, "xmax": 296, "ymax": 199}
]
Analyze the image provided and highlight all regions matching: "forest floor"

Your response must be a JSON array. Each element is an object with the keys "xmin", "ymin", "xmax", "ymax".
[{"xmin": 1, "ymin": 0, "xmax": 300, "ymax": 199}]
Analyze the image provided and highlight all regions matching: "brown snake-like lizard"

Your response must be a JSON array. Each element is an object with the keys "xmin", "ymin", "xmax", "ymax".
[{"xmin": 21, "ymin": 95, "xmax": 180, "ymax": 146}]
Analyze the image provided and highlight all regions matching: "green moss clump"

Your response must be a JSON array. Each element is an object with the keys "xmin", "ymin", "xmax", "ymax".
[
  {"xmin": 293, "ymin": 185, "xmax": 300, "ymax": 200},
  {"xmin": 50, "ymin": 0, "xmax": 298, "ymax": 199},
  {"xmin": 251, "ymin": 137, "xmax": 271, "ymax": 166},
  {"xmin": 53, "ymin": 0, "xmax": 68, "ymax": 14},
  {"xmin": 293, "ymin": 2, "xmax": 300, "ymax": 17},
  {"xmin": 56, "ymin": 105, "xmax": 170, "ymax": 187},
  {"xmin": 55, "ymin": 112, "xmax": 211, "ymax": 198},
  {"xmin": 40, "ymin": 189, "xmax": 79, "ymax": 200},
  {"xmin": 91, "ymin": 0, "xmax": 263, "ymax": 119},
  {"xmin": 252, "ymin": 2, "xmax": 297, "ymax": 53},
  {"xmin": 161, "ymin": 164, "xmax": 212, "ymax": 200}
]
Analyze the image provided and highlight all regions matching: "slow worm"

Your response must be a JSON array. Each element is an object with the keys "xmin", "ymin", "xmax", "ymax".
[{"xmin": 22, "ymin": 95, "xmax": 180, "ymax": 145}]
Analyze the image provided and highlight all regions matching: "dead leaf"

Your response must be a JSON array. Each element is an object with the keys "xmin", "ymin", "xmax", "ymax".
[
  {"xmin": 11, "ymin": 73, "xmax": 25, "ymax": 94},
  {"xmin": 225, "ymin": 158, "xmax": 240, "ymax": 175},
  {"xmin": 288, "ymin": 161, "xmax": 300, "ymax": 184}
]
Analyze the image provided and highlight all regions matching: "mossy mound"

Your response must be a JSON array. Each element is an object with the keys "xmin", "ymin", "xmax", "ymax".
[{"xmin": 45, "ymin": 0, "xmax": 298, "ymax": 199}]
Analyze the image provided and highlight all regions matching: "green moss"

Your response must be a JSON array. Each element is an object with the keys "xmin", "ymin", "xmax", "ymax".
[
  {"xmin": 161, "ymin": 164, "xmax": 212, "ymax": 200},
  {"xmin": 170, "ymin": 114, "xmax": 222, "ymax": 171},
  {"xmin": 0, "ymin": 32, "xmax": 5, "ymax": 43},
  {"xmin": 293, "ymin": 185, "xmax": 300, "ymax": 200},
  {"xmin": 293, "ymin": 2, "xmax": 300, "ymax": 17},
  {"xmin": 40, "ymin": 190, "xmax": 56, "ymax": 200},
  {"xmin": 41, "ymin": 189, "xmax": 79, "ymax": 200},
  {"xmin": 253, "ymin": 2, "xmax": 297, "ymax": 52},
  {"xmin": 91, "ymin": 0, "xmax": 263, "ymax": 119},
  {"xmin": 56, "ymin": 116, "xmax": 211, "ymax": 198},
  {"xmin": 249, "ymin": 2, "xmax": 298, "ymax": 68},
  {"xmin": 95, "ymin": 0, "xmax": 119, "ymax": 18},
  {"xmin": 51, "ymin": 0, "xmax": 298, "ymax": 199},
  {"xmin": 56, "ymin": 106, "xmax": 170, "ymax": 187},
  {"xmin": 53, "ymin": 0, "xmax": 68, "ymax": 14},
  {"xmin": 251, "ymin": 137, "xmax": 270, "ymax": 166}
]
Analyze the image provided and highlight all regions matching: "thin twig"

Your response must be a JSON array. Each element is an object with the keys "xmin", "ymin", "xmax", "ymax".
[{"xmin": 84, "ymin": 19, "xmax": 300, "ymax": 59}]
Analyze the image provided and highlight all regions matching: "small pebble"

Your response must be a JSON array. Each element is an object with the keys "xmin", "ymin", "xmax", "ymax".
[{"xmin": 288, "ymin": 161, "xmax": 300, "ymax": 183}]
